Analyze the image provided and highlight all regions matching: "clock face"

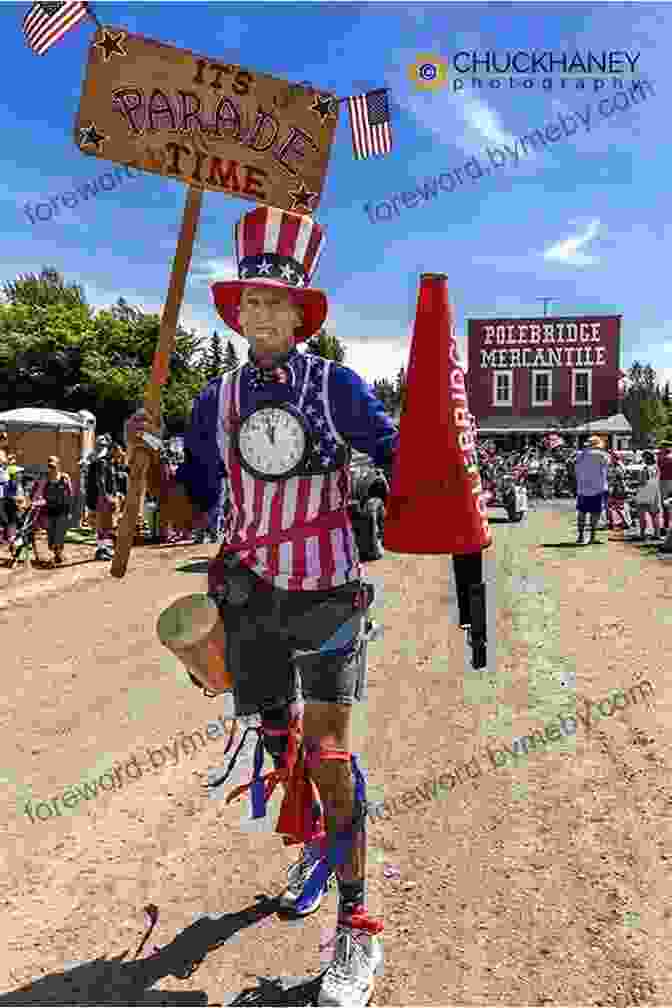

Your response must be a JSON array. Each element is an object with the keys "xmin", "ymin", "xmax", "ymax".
[{"xmin": 238, "ymin": 406, "xmax": 307, "ymax": 477}]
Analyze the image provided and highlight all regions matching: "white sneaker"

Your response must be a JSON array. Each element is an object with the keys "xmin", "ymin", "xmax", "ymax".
[
  {"xmin": 318, "ymin": 919, "xmax": 383, "ymax": 1007},
  {"xmin": 278, "ymin": 846, "xmax": 328, "ymax": 915}
]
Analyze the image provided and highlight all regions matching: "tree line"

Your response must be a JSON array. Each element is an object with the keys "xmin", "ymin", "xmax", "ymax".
[{"xmin": 1, "ymin": 268, "xmax": 666, "ymax": 445}]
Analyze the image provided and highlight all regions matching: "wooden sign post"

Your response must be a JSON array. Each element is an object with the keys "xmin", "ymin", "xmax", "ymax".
[{"xmin": 111, "ymin": 184, "xmax": 202, "ymax": 578}]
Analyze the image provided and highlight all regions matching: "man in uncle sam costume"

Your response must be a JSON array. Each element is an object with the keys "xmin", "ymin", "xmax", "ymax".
[{"xmin": 127, "ymin": 205, "xmax": 397, "ymax": 1006}]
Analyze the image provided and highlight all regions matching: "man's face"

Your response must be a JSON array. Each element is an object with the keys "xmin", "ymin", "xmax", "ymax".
[{"xmin": 238, "ymin": 286, "xmax": 303, "ymax": 365}]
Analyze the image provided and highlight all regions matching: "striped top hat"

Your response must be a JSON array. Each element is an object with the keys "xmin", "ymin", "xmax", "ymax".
[{"xmin": 211, "ymin": 205, "xmax": 327, "ymax": 344}]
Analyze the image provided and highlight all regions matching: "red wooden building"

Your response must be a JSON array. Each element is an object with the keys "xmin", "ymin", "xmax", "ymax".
[{"xmin": 465, "ymin": 314, "xmax": 631, "ymax": 449}]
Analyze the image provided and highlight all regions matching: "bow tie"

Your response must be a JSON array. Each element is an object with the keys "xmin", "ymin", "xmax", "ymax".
[
  {"xmin": 249, "ymin": 365, "xmax": 289, "ymax": 384},
  {"xmin": 246, "ymin": 354, "xmax": 297, "ymax": 390}
]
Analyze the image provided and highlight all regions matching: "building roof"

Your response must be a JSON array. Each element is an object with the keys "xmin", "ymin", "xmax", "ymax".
[
  {"xmin": 476, "ymin": 415, "xmax": 568, "ymax": 432},
  {"xmin": 572, "ymin": 412, "xmax": 632, "ymax": 433},
  {"xmin": 0, "ymin": 408, "xmax": 95, "ymax": 431},
  {"xmin": 477, "ymin": 412, "xmax": 632, "ymax": 434}
]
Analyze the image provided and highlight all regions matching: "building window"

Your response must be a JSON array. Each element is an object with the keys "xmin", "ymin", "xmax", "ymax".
[
  {"xmin": 571, "ymin": 369, "xmax": 592, "ymax": 406},
  {"xmin": 492, "ymin": 369, "xmax": 512, "ymax": 406},
  {"xmin": 531, "ymin": 370, "xmax": 552, "ymax": 407}
]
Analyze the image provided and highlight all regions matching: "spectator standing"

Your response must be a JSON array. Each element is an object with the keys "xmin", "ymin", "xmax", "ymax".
[
  {"xmin": 86, "ymin": 434, "xmax": 118, "ymax": 561},
  {"xmin": 633, "ymin": 456, "xmax": 662, "ymax": 541},
  {"xmin": 110, "ymin": 443, "xmax": 128, "ymax": 529},
  {"xmin": 4, "ymin": 454, "xmax": 22, "ymax": 545},
  {"xmin": 574, "ymin": 435, "xmax": 609, "ymax": 545},
  {"xmin": 0, "ymin": 449, "xmax": 9, "ymax": 543},
  {"xmin": 46, "ymin": 456, "xmax": 73, "ymax": 563},
  {"xmin": 657, "ymin": 442, "xmax": 672, "ymax": 536},
  {"xmin": 606, "ymin": 450, "xmax": 632, "ymax": 531},
  {"xmin": 31, "ymin": 456, "xmax": 73, "ymax": 565}
]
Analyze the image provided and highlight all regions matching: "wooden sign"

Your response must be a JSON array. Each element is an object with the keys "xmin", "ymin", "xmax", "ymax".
[{"xmin": 74, "ymin": 27, "xmax": 339, "ymax": 213}]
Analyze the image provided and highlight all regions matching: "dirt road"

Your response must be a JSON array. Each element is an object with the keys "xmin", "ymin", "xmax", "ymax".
[{"xmin": 1, "ymin": 503, "xmax": 671, "ymax": 1005}]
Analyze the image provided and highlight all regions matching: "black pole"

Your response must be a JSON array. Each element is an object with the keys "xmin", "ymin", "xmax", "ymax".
[{"xmin": 452, "ymin": 551, "xmax": 487, "ymax": 670}]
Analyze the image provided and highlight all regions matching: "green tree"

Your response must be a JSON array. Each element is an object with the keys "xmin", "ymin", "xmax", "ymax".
[
  {"xmin": 2, "ymin": 267, "xmax": 88, "ymax": 310},
  {"xmin": 205, "ymin": 330, "xmax": 224, "ymax": 381},
  {"xmin": 222, "ymin": 339, "xmax": 240, "ymax": 372},
  {"xmin": 0, "ymin": 297, "xmax": 208, "ymax": 437},
  {"xmin": 639, "ymin": 396, "xmax": 668, "ymax": 444},
  {"xmin": 306, "ymin": 327, "xmax": 346, "ymax": 363}
]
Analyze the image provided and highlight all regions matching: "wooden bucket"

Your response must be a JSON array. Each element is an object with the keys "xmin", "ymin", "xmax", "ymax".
[{"xmin": 156, "ymin": 593, "xmax": 232, "ymax": 694}]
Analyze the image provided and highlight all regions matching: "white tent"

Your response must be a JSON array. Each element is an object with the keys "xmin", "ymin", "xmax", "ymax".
[{"xmin": 0, "ymin": 407, "xmax": 95, "ymax": 431}]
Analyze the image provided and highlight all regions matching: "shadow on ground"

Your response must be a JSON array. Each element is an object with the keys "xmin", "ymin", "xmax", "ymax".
[{"xmin": 0, "ymin": 897, "xmax": 293, "ymax": 1005}]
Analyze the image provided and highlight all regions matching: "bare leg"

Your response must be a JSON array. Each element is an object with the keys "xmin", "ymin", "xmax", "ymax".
[{"xmin": 303, "ymin": 702, "xmax": 366, "ymax": 885}]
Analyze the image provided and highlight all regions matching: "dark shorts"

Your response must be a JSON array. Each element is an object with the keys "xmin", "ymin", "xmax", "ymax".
[
  {"xmin": 577, "ymin": 492, "xmax": 607, "ymax": 515},
  {"xmin": 209, "ymin": 557, "xmax": 369, "ymax": 717}
]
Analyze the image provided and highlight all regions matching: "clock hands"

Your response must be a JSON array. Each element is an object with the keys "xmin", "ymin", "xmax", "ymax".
[{"xmin": 264, "ymin": 417, "xmax": 276, "ymax": 446}]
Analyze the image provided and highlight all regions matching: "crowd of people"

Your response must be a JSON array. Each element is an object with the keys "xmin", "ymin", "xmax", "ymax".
[
  {"xmin": 476, "ymin": 434, "xmax": 672, "ymax": 549},
  {"xmin": 3, "ymin": 425, "xmax": 672, "ymax": 565},
  {"xmin": 0, "ymin": 431, "xmax": 226, "ymax": 567}
]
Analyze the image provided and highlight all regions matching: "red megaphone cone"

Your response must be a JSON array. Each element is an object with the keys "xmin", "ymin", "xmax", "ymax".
[{"xmin": 383, "ymin": 273, "xmax": 492, "ymax": 555}]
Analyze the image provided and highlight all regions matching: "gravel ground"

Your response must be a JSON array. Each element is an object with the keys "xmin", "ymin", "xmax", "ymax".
[{"xmin": 1, "ymin": 500, "xmax": 671, "ymax": 1005}]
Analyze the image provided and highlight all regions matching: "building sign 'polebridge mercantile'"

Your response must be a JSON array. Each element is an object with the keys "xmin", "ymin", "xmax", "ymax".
[{"xmin": 74, "ymin": 27, "xmax": 339, "ymax": 213}]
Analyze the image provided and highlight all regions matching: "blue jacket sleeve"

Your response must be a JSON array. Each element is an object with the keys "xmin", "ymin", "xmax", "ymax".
[
  {"xmin": 174, "ymin": 380, "xmax": 223, "ymax": 514},
  {"xmin": 329, "ymin": 364, "xmax": 399, "ymax": 468}
]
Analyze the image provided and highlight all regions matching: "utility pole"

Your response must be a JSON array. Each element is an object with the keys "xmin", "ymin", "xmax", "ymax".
[{"xmin": 536, "ymin": 297, "xmax": 557, "ymax": 317}]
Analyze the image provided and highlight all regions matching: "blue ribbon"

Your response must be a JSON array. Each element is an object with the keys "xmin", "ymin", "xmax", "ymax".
[
  {"xmin": 249, "ymin": 732, "xmax": 268, "ymax": 819},
  {"xmin": 294, "ymin": 754, "xmax": 366, "ymax": 913}
]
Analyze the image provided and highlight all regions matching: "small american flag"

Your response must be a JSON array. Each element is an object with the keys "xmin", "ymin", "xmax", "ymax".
[
  {"xmin": 347, "ymin": 89, "xmax": 392, "ymax": 160},
  {"xmin": 23, "ymin": 0, "xmax": 89, "ymax": 55}
]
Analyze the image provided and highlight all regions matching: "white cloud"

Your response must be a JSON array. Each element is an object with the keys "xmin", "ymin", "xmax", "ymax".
[
  {"xmin": 543, "ymin": 219, "xmax": 601, "ymax": 266},
  {"xmin": 190, "ymin": 257, "xmax": 237, "ymax": 287}
]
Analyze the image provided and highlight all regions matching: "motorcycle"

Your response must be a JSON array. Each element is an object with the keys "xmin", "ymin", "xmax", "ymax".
[
  {"xmin": 483, "ymin": 466, "xmax": 528, "ymax": 522},
  {"xmin": 553, "ymin": 463, "xmax": 572, "ymax": 497}
]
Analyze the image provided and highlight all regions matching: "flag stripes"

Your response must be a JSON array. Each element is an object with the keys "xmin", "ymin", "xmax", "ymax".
[
  {"xmin": 347, "ymin": 89, "xmax": 392, "ymax": 160},
  {"xmin": 23, "ymin": 0, "xmax": 89, "ymax": 55}
]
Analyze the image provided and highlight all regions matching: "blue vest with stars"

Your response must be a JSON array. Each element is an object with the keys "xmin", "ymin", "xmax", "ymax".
[{"xmin": 234, "ymin": 352, "xmax": 351, "ymax": 477}]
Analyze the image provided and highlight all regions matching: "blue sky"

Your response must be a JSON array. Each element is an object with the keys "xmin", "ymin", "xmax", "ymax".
[{"xmin": 3, "ymin": 1, "xmax": 670, "ymax": 387}]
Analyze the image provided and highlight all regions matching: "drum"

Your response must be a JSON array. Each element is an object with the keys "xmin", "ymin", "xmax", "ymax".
[{"xmin": 157, "ymin": 593, "xmax": 232, "ymax": 694}]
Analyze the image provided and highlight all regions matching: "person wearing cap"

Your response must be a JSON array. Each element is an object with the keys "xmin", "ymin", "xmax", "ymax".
[
  {"xmin": 26, "ymin": 457, "xmax": 72, "ymax": 565},
  {"xmin": 126, "ymin": 206, "xmax": 394, "ymax": 1006},
  {"xmin": 574, "ymin": 435, "xmax": 609, "ymax": 545},
  {"xmin": 86, "ymin": 434, "xmax": 118, "ymax": 560}
]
